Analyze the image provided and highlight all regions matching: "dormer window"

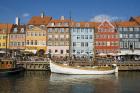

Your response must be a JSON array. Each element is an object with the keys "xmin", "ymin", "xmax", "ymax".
[
  {"xmin": 21, "ymin": 28, "xmax": 25, "ymax": 33},
  {"xmin": 57, "ymin": 23, "xmax": 61, "ymax": 26},
  {"xmin": 85, "ymin": 23, "xmax": 89, "ymax": 27},
  {"xmin": 29, "ymin": 25, "xmax": 34, "ymax": 30},
  {"xmin": 2, "ymin": 28, "xmax": 6, "ymax": 33},
  {"xmin": 76, "ymin": 23, "xmax": 80, "ymax": 27},
  {"xmin": 49, "ymin": 23, "xmax": 55, "ymax": 26},
  {"xmin": 64, "ymin": 22, "xmax": 68, "ymax": 27},
  {"xmin": 13, "ymin": 28, "xmax": 18, "ymax": 33},
  {"xmin": 40, "ymin": 25, "xmax": 45, "ymax": 30}
]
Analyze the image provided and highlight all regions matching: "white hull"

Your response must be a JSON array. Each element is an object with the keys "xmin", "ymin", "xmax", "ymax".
[{"xmin": 50, "ymin": 61, "xmax": 118, "ymax": 75}]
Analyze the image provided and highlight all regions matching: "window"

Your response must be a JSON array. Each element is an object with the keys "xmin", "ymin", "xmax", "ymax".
[
  {"xmin": 73, "ymin": 42, "xmax": 76, "ymax": 46},
  {"xmin": 27, "ymin": 40, "xmax": 29, "ymax": 45},
  {"xmin": 3, "ymin": 43, "xmax": 5, "ymax": 46},
  {"xmin": 120, "ymin": 42, "xmax": 123, "ymax": 48},
  {"xmin": 129, "ymin": 27, "xmax": 133, "ymax": 32},
  {"xmin": 135, "ymin": 42, "xmax": 139, "ymax": 48},
  {"xmin": 76, "ymin": 23, "xmax": 80, "ymax": 27},
  {"xmin": 55, "ymin": 50, "xmax": 58, "ymax": 53},
  {"xmin": 40, "ymin": 25, "xmax": 45, "ymax": 29},
  {"xmin": 124, "ymin": 42, "xmax": 128, "ymax": 48},
  {"xmin": 123, "ymin": 27, "xmax": 128, "ymax": 31},
  {"xmin": 29, "ymin": 25, "xmax": 34, "ymax": 30},
  {"xmin": 21, "ymin": 28, "xmax": 25, "ymax": 33},
  {"xmin": 48, "ymin": 28, "xmax": 52, "ymax": 32},
  {"xmin": 49, "ymin": 23, "xmax": 54, "ymax": 26},
  {"xmin": 13, "ymin": 28, "xmax": 18, "ymax": 33},
  {"xmin": 65, "ymin": 28, "xmax": 69, "ymax": 32},
  {"xmin": 31, "ymin": 32, "xmax": 34, "ymax": 36},
  {"xmin": 77, "ymin": 35, "xmax": 80, "ymax": 39},
  {"xmin": 54, "ymin": 28, "xmax": 58, "ymax": 32},
  {"xmin": 66, "ymin": 50, "xmax": 69, "ymax": 53},
  {"xmin": 129, "ymin": 34, "xmax": 133, "ymax": 38},
  {"xmin": 60, "ymin": 50, "xmax": 63, "ymax": 54},
  {"xmin": 81, "ymin": 42, "xmax": 84, "ymax": 47},
  {"xmin": 89, "ymin": 35, "xmax": 92, "ymax": 39},
  {"xmin": 18, "ymin": 42, "xmax": 20, "ymax": 46},
  {"xmin": 64, "ymin": 22, "xmax": 68, "ymax": 27},
  {"xmin": 85, "ymin": 23, "xmax": 89, "ymax": 27},
  {"xmin": 60, "ymin": 35, "xmax": 64, "ymax": 40},
  {"xmin": 85, "ymin": 42, "xmax": 88, "ymax": 47},
  {"xmin": 31, "ymin": 40, "xmax": 33, "ymax": 45},
  {"xmin": 134, "ymin": 27, "xmax": 139, "ymax": 31},
  {"xmin": 61, "ymin": 28, "xmax": 64, "ymax": 32},
  {"xmin": 81, "ymin": 35, "xmax": 84, "ymax": 39},
  {"xmin": 123, "ymin": 34, "xmax": 128, "ymax": 38},
  {"xmin": 85, "ymin": 35, "xmax": 88, "ymax": 39},
  {"xmin": 22, "ymin": 42, "xmax": 24, "ymax": 46},
  {"xmin": 107, "ymin": 42, "xmax": 110, "ymax": 46},
  {"xmin": 135, "ymin": 34, "xmax": 139, "ymax": 38},
  {"xmin": 35, "ymin": 40, "xmax": 37, "ymax": 45},
  {"xmin": 118, "ymin": 27, "xmax": 123, "ymax": 31}
]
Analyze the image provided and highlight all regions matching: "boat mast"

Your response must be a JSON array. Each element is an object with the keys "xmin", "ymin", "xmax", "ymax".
[
  {"xmin": 69, "ymin": 11, "xmax": 72, "ymax": 62},
  {"xmin": 5, "ymin": 24, "xmax": 8, "ymax": 57}
]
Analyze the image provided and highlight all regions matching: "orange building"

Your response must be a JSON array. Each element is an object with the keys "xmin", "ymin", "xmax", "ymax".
[{"xmin": 0, "ymin": 24, "xmax": 13, "ymax": 50}]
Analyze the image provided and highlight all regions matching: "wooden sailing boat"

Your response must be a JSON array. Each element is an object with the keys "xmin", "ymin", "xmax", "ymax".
[{"xmin": 50, "ymin": 60, "xmax": 118, "ymax": 75}]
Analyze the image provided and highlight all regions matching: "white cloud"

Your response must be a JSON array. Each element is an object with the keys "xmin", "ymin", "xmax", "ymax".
[
  {"xmin": 90, "ymin": 14, "xmax": 123, "ymax": 22},
  {"xmin": 22, "ymin": 13, "xmax": 30, "ymax": 18}
]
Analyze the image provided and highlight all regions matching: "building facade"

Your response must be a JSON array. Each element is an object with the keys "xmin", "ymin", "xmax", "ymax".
[
  {"xmin": 9, "ymin": 24, "xmax": 26, "ymax": 50},
  {"xmin": 26, "ymin": 14, "xmax": 52, "ymax": 54},
  {"xmin": 0, "ymin": 24, "xmax": 13, "ymax": 50},
  {"xmin": 71, "ymin": 22, "xmax": 94, "ymax": 59},
  {"xmin": 116, "ymin": 21, "xmax": 140, "ymax": 55},
  {"xmin": 95, "ymin": 21, "xmax": 120, "ymax": 54},
  {"xmin": 47, "ymin": 16, "xmax": 70, "ymax": 57}
]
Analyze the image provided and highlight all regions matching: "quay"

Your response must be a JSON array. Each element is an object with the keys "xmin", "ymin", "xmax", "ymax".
[
  {"xmin": 16, "ymin": 61, "xmax": 140, "ymax": 71},
  {"xmin": 97, "ymin": 62, "xmax": 140, "ymax": 71},
  {"xmin": 17, "ymin": 61, "xmax": 49, "ymax": 71}
]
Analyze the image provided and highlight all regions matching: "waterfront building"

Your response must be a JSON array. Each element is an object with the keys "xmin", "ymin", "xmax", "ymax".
[
  {"xmin": 71, "ymin": 22, "xmax": 94, "ymax": 59},
  {"xmin": 47, "ymin": 16, "xmax": 70, "ymax": 57},
  {"xmin": 0, "ymin": 24, "xmax": 13, "ymax": 51},
  {"xmin": 116, "ymin": 19, "xmax": 140, "ymax": 58},
  {"xmin": 9, "ymin": 24, "xmax": 26, "ymax": 50},
  {"xmin": 26, "ymin": 13, "xmax": 52, "ymax": 55},
  {"xmin": 95, "ymin": 20, "xmax": 120, "ymax": 54}
]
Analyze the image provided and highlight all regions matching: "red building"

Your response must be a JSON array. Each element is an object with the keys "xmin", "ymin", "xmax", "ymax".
[{"xmin": 95, "ymin": 21, "xmax": 120, "ymax": 54}]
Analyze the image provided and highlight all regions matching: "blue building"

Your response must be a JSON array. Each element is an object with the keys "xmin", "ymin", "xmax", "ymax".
[{"xmin": 71, "ymin": 22, "xmax": 94, "ymax": 59}]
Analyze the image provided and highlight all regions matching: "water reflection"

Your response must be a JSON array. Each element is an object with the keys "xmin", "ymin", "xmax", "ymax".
[
  {"xmin": 0, "ymin": 71, "xmax": 139, "ymax": 93},
  {"xmin": 49, "ymin": 73, "xmax": 119, "ymax": 93}
]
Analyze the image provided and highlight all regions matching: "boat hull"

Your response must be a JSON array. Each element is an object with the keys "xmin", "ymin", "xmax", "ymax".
[
  {"xmin": 0, "ymin": 67, "xmax": 25, "ymax": 76},
  {"xmin": 50, "ymin": 61, "xmax": 118, "ymax": 75}
]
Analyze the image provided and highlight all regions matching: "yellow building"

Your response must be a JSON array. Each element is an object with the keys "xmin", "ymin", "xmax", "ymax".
[
  {"xmin": 26, "ymin": 14, "xmax": 52, "ymax": 55},
  {"xmin": 0, "ymin": 24, "xmax": 13, "ymax": 50}
]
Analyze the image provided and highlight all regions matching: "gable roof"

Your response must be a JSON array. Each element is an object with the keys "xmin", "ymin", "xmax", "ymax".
[
  {"xmin": 115, "ymin": 21, "xmax": 139, "ymax": 27},
  {"xmin": 129, "ymin": 16, "xmax": 140, "ymax": 25},
  {"xmin": 28, "ymin": 16, "xmax": 52, "ymax": 25},
  {"xmin": 0, "ymin": 24, "xmax": 13, "ymax": 34}
]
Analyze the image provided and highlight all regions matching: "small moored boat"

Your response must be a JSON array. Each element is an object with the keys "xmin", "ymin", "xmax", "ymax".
[
  {"xmin": 0, "ymin": 58, "xmax": 25, "ymax": 76},
  {"xmin": 50, "ymin": 61, "xmax": 118, "ymax": 75}
]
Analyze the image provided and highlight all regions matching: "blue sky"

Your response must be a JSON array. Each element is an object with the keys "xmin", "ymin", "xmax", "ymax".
[{"xmin": 0, "ymin": 0, "xmax": 140, "ymax": 24}]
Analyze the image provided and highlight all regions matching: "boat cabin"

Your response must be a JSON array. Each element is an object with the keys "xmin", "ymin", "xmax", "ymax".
[{"xmin": 0, "ymin": 59, "xmax": 16, "ymax": 69}]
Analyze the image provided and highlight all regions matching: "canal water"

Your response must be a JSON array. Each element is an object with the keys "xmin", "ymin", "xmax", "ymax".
[{"xmin": 0, "ymin": 71, "xmax": 140, "ymax": 93}]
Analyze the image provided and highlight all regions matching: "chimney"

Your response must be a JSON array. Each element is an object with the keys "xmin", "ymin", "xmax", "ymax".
[
  {"xmin": 41, "ymin": 12, "xmax": 44, "ymax": 18},
  {"xmin": 15, "ymin": 17, "xmax": 20, "ymax": 25},
  {"xmin": 60, "ymin": 16, "xmax": 64, "ymax": 20}
]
